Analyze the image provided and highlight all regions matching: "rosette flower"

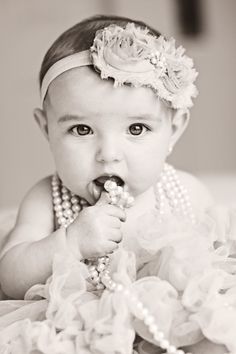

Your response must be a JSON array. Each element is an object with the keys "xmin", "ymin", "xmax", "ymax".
[{"xmin": 91, "ymin": 23, "xmax": 198, "ymax": 109}]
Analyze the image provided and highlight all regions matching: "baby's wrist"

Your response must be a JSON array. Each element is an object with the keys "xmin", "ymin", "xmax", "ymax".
[{"xmin": 57, "ymin": 226, "xmax": 83, "ymax": 260}]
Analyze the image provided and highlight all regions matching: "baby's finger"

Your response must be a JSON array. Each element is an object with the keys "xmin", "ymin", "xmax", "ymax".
[
  {"xmin": 104, "ymin": 205, "xmax": 126, "ymax": 222},
  {"xmin": 108, "ymin": 229, "xmax": 123, "ymax": 243},
  {"xmin": 106, "ymin": 216, "xmax": 122, "ymax": 229},
  {"xmin": 95, "ymin": 191, "xmax": 110, "ymax": 206},
  {"xmin": 105, "ymin": 240, "xmax": 119, "ymax": 254},
  {"xmin": 110, "ymin": 216, "xmax": 122, "ymax": 230}
]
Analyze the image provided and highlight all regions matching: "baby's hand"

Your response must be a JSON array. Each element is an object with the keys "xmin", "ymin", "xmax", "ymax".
[{"xmin": 66, "ymin": 191, "xmax": 126, "ymax": 259}]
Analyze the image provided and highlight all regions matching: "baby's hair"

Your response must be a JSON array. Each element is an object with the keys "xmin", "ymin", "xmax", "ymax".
[{"xmin": 39, "ymin": 14, "xmax": 161, "ymax": 87}]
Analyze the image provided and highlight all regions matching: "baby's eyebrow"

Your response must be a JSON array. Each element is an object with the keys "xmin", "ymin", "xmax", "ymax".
[
  {"xmin": 127, "ymin": 114, "xmax": 162, "ymax": 122},
  {"xmin": 57, "ymin": 113, "xmax": 162, "ymax": 124},
  {"xmin": 58, "ymin": 114, "xmax": 86, "ymax": 124}
]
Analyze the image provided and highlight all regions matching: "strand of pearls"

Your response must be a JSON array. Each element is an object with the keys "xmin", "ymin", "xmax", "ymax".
[
  {"xmin": 86, "ymin": 180, "xmax": 134, "ymax": 290},
  {"xmin": 51, "ymin": 171, "xmax": 192, "ymax": 354},
  {"xmin": 101, "ymin": 275, "xmax": 190, "ymax": 354},
  {"xmin": 52, "ymin": 174, "xmax": 89, "ymax": 228},
  {"xmin": 155, "ymin": 164, "xmax": 196, "ymax": 224}
]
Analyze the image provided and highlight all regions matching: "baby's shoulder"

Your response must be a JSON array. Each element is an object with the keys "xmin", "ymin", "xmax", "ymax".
[
  {"xmin": 1, "ymin": 176, "xmax": 54, "ymax": 254},
  {"xmin": 177, "ymin": 169, "xmax": 214, "ymax": 212},
  {"xmin": 16, "ymin": 175, "xmax": 53, "ymax": 227},
  {"xmin": 20, "ymin": 175, "xmax": 52, "ymax": 208}
]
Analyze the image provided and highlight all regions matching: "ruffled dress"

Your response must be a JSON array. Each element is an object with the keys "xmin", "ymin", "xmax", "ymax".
[{"xmin": 0, "ymin": 205, "xmax": 235, "ymax": 354}]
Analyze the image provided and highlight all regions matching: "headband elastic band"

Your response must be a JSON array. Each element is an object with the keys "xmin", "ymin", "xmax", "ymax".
[{"xmin": 40, "ymin": 50, "xmax": 92, "ymax": 105}]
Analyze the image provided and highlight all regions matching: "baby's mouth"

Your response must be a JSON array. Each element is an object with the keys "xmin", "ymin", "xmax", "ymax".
[
  {"xmin": 89, "ymin": 175, "xmax": 124, "ymax": 202},
  {"xmin": 94, "ymin": 175, "xmax": 124, "ymax": 188}
]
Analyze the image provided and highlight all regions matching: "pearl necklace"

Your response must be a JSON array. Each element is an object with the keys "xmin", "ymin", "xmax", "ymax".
[
  {"xmin": 51, "ymin": 165, "xmax": 193, "ymax": 354},
  {"xmin": 155, "ymin": 164, "xmax": 196, "ymax": 224}
]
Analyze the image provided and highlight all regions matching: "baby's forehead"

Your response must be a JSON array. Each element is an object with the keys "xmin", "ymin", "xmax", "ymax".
[{"xmin": 46, "ymin": 67, "xmax": 169, "ymax": 119}]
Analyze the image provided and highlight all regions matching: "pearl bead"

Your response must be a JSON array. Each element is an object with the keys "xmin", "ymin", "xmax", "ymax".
[
  {"xmin": 54, "ymin": 204, "xmax": 62, "ymax": 211},
  {"xmin": 116, "ymin": 284, "xmax": 123, "ymax": 292},
  {"xmin": 62, "ymin": 201, "xmax": 71, "ymax": 209},
  {"xmin": 104, "ymin": 180, "xmax": 117, "ymax": 191},
  {"xmin": 97, "ymin": 263, "xmax": 106, "ymax": 272},
  {"xmin": 136, "ymin": 301, "xmax": 144, "ymax": 310},
  {"xmin": 127, "ymin": 196, "xmax": 134, "ymax": 206},
  {"xmin": 56, "ymin": 211, "xmax": 63, "ymax": 218},
  {"xmin": 148, "ymin": 324, "xmax": 158, "ymax": 334},
  {"xmin": 71, "ymin": 196, "xmax": 79, "ymax": 204},
  {"xmin": 141, "ymin": 308, "xmax": 149, "ymax": 317},
  {"xmin": 109, "ymin": 282, "xmax": 116, "ymax": 291},
  {"xmin": 96, "ymin": 283, "xmax": 105, "ymax": 290},
  {"xmin": 52, "ymin": 190, "xmax": 60, "ymax": 197},
  {"xmin": 117, "ymin": 186, "xmax": 123, "ymax": 194},
  {"xmin": 58, "ymin": 217, "xmax": 66, "ymax": 225},
  {"xmin": 150, "ymin": 57, "xmax": 157, "ymax": 65},
  {"xmin": 72, "ymin": 204, "xmax": 81, "ymax": 212},
  {"xmin": 88, "ymin": 265, "xmax": 96, "ymax": 271},
  {"xmin": 64, "ymin": 209, "xmax": 73, "ymax": 217},
  {"xmin": 144, "ymin": 315, "xmax": 155, "ymax": 325},
  {"xmin": 154, "ymin": 331, "xmax": 164, "ymax": 341},
  {"xmin": 110, "ymin": 196, "xmax": 118, "ymax": 204},
  {"xmin": 62, "ymin": 193, "xmax": 70, "ymax": 200},
  {"xmin": 160, "ymin": 339, "xmax": 170, "ymax": 349},
  {"xmin": 109, "ymin": 190, "xmax": 117, "ymax": 197},
  {"xmin": 168, "ymin": 345, "xmax": 177, "ymax": 353},
  {"xmin": 53, "ymin": 197, "xmax": 62, "ymax": 205}
]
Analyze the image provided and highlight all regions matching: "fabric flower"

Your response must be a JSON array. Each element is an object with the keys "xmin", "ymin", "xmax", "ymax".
[{"xmin": 91, "ymin": 23, "xmax": 198, "ymax": 109}]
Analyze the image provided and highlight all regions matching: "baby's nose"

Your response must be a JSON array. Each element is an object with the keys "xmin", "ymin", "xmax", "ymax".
[{"xmin": 95, "ymin": 138, "xmax": 123, "ymax": 163}]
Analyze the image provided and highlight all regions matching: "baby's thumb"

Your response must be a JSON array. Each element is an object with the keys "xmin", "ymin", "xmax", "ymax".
[{"xmin": 96, "ymin": 191, "xmax": 110, "ymax": 206}]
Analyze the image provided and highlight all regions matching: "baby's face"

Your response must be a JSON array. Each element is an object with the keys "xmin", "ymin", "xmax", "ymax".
[{"xmin": 43, "ymin": 67, "xmax": 174, "ymax": 204}]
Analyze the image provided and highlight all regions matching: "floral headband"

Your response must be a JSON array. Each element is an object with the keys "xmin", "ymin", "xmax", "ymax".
[{"xmin": 41, "ymin": 23, "xmax": 198, "ymax": 109}]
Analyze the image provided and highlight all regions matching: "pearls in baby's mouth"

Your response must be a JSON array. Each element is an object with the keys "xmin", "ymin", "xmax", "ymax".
[{"xmin": 104, "ymin": 180, "xmax": 134, "ymax": 208}]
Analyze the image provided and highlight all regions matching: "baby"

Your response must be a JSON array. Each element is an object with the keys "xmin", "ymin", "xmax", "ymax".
[{"xmin": 0, "ymin": 15, "xmax": 227, "ymax": 354}]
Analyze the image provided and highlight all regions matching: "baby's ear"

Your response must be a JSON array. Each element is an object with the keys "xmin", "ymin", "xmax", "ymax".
[
  {"xmin": 170, "ymin": 109, "xmax": 189, "ymax": 147},
  {"xmin": 34, "ymin": 108, "xmax": 49, "ymax": 140}
]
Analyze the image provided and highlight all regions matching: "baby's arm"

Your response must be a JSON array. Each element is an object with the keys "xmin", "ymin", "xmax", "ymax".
[
  {"xmin": 0, "ymin": 177, "xmax": 67, "ymax": 299},
  {"xmin": 0, "ymin": 177, "xmax": 126, "ymax": 299}
]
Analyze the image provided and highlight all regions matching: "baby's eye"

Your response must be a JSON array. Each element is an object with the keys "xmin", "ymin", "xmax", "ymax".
[
  {"xmin": 128, "ymin": 123, "xmax": 149, "ymax": 136},
  {"xmin": 70, "ymin": 124, "xmax": 92, "ymax": 136}
]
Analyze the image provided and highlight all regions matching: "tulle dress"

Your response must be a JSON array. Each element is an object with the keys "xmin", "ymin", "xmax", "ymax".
[{"xmin": 0, "ymin": 198, "xmax": 235, "ymax": 353}]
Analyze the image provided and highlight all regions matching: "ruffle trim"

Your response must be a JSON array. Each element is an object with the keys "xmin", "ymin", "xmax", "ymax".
[{"xmin": 0, "ymin": 205, "xmax": 235, "ymax": 353}]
